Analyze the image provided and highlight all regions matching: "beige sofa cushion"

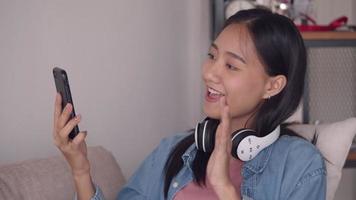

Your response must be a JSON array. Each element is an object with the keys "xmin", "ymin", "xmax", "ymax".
[
  {"xmin": 288, "ymin": 118, "xmax": 356, "ymax": 200},
  {"xmin": 0, "ymin": 146, "xmax": 125, "ymax": 200}
]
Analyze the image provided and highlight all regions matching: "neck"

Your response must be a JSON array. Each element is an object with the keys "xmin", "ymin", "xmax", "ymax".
[
  {"xmin": 230, "ymin": 114, "xmax": 255, "ymax": 132},
  {"xmin": 229, "ymin": 101, "xmax": 263, "ymax": 132}
]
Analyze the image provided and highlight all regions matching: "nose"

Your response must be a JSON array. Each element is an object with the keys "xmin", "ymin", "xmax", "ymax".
[{"xmin": 203, "ymin": 59, "xmax": 222, "ymax": 84}]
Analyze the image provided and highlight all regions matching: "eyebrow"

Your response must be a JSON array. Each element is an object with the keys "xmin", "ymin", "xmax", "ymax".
[{"xmin": 211, "ymin": 43, "xmax": 246, "ymax": 64}]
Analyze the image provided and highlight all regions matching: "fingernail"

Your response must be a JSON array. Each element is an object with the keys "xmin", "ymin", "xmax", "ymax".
[
  {"xmin": 82, "ymin": 131, "xmax": 88, "ymax": 137},
  {"xmin": 75, "ymin": 114, "xmax": 81, "ymax": 120},
  {"xmin": 66, "ymin": 103, "xmax": 71, "ymax": 109}
]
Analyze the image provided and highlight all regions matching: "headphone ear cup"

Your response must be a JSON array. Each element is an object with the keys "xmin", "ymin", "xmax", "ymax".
[
  {"xmin": 231, "ymin": 129, "xmax": 257, "ymax": 159},
  {"xmin": 195, "ymin": 121, "xmax": 204, "ymax": 150},
  {"xmin": 195, "ymin": 118, "xmax": 219, "ymax": 152},
  {"xmin": 197, "ymin": 120, "xmax": 280, "ymax": 160},
  {"xmin": 204, "ymin": 119, "xmax": 219, "ymax": 152}
]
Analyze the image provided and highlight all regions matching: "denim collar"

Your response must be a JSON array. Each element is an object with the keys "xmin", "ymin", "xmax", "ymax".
[
  {"xmin": 182, "ymin": 144, "xmax": 197, "ymax": 168},
  {"xmin": 181, "ymin": 142, "xmax": 273, "ymax": 174}
]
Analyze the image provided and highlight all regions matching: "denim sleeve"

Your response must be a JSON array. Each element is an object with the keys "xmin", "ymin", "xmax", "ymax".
[
  {"xmin": 91, "ymin": 185, "xmax": 106, "ymax": 200},
  {"xmin": 117, "ymin": 134, "xmax": 187, "ymax": 200},
  {"xmin": 77, "ymin": 152, "xmax": 156, "ymax": 200},
  {"xmin": 288, "ymin": 168, "xmax": 327, "ymax": 200},
  {"xmin": 74, "ymin": 185, "xmax": 106, "ymax": 200},
  {"xmin": 116, "ymin": 148, "xmax": 156, "ymax": 200},
  {"xmin": 278, "ymin": 136, "xmax": 327, "ymax": 200}
]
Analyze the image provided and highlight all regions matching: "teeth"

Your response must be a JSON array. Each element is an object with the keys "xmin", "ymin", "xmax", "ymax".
[{"xmin": 208, "ymin": 87, "xmax": 222, "ymax": 95}]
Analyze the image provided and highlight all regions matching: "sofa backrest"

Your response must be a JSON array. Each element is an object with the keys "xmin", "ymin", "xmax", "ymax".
[
  {"xmin": 0, "ymin": 146, "xmax": 126, "ymax": 200},
  {"xmin": 288, "ymin": 117, "xmax": 356, "ymax": 200}
]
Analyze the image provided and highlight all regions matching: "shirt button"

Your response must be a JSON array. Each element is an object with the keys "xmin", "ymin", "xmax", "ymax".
[{"xmin": 172, "ymin": 181, "xmax": 179, "ymax": 188}]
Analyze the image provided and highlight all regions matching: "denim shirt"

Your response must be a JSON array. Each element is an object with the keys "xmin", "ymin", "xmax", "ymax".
[{"xmin": 91, "ymin": 132, "xmax": 326, "ymax": 200}]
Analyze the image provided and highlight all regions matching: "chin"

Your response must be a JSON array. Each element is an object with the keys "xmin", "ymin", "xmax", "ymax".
[{"xmin": 203, "ymin": 102, "xmax": 221, "ymax": 119}]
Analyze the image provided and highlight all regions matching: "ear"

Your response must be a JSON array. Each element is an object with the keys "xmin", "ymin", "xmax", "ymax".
[{"xmin": 262, "ymin": 75, "xmax": 287, "ymax": 99}]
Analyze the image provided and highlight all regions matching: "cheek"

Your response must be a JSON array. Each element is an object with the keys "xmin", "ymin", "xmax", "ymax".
[
  {"xmin": 225, "ymin": 73, "xmax": 266, "ymax": 117},
  {"xmin": 201, "ymin": 60, "xmax": 210, "ymax": 80}
]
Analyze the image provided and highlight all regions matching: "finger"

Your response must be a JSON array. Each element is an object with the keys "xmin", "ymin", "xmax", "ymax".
[
  {"xmin": 217, "ymin": 96, "xmax": 231, "ymax": 143},
  {"xmin": 57, "ymin": 103, "xmax": 73, "ymax": 131},
  {"xmin": 219, "ymin": 96, "xmax": 231, "ymax": 139},
  {"xmin": 53, "ymin": 93, "xmax": 62, "ymax": 134},
  {"xmin": 72, "ymin": 131, "xmax": 87, "ymax": 146},
  {"xmin": 220, "ymin": 97, "xmax": 233, "ymax": 152},
  {"xmin": 58, "ymin": 114, "xmax": 81, "ymax": 140},
  {"xmin": 214, "ymin": 96, "xmax": 231, "ymax": 157}
]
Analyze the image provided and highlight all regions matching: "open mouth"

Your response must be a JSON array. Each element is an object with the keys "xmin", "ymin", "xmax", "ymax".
[{"xmin": 206, "ymin": 87, "xmax": 225, "ymax": 102}]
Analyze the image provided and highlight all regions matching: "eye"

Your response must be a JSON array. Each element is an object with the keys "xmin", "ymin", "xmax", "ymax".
[
  {"xmin": 207, "ymin": 53, "xmax": 216, "ymax": 60},
  {"xmin": 226, "ymin": 63, "xmax": 238, "ymax": 70}
]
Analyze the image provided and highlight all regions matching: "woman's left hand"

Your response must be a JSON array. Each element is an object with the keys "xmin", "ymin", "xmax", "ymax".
[{"xmin": 206, "ymin": 96, "xmax": 241, "ymax": 200}]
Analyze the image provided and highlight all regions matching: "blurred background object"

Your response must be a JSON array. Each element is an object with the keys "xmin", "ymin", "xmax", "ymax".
[{"xmin": 222, "ymin": 0, "xmax": 356, "ymax": 31}]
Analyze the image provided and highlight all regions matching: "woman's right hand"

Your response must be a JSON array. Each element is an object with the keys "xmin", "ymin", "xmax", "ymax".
[{"xmin": 53, "ymin": 93, "xmax": 90, "ymax": 177}]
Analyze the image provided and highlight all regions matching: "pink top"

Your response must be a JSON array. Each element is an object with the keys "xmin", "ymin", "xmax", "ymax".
[{"xmin": 173, "ymin": 159, "xmax": 243, "ymax": 200}]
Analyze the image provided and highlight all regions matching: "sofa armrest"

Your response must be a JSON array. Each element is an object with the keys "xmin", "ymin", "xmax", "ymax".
[{"xmin": 88, "ymin": 146, "xmax": 126, "ymax": 199}]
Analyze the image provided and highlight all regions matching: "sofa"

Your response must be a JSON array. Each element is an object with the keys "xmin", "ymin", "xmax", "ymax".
[
  {"xmin": 0, "ymin": 118, "xmax": 355, "ymax": 200},
  {"xmin": 0, "ymin": 146, "xmax": 126, "ymax": 200}
]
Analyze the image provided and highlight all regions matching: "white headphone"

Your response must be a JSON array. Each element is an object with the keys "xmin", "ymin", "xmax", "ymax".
[{"xmin": 195, "ymin": 118, "xmax": 280, "ymax": 161}]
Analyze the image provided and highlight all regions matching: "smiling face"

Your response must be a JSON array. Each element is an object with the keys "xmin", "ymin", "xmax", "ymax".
[{"xmin": 202, "ymin": 24, "xmax": 273, "ymax": 130}]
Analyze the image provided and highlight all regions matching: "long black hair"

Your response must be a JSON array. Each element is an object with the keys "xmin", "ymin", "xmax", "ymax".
[{"xmin": 163, "ymin": 8, "xmax": 306, "ymax": 198}]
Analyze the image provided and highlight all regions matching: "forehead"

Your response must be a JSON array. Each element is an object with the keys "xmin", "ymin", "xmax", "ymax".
[{"xmin": 214, "ymin": 24, "xmax": 256, "ymax": 59}]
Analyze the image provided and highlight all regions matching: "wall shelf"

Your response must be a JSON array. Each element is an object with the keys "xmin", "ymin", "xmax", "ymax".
[
  {"xmin": 302, "ymin": 31, "xmax": 356, "ymax": 47},
  {"xmin": 302, "ymin": 31, "xmax": 356, "ymax": 40}
]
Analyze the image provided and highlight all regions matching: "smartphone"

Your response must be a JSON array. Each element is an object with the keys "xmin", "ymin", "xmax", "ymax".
[{"xmin": 53, "ymin": 67, "xmax": 79, "ymax": 139}]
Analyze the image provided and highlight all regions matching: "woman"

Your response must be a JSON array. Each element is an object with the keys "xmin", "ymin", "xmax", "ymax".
[{"xmin": 53, "ymin": 9, "xmax": 326, "ymax": 200}]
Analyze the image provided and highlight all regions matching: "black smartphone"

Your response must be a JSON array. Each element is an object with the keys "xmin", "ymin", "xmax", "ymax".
[{"xmin": 53, "ymin": 67, "xmax": 79, "ymax": 140}]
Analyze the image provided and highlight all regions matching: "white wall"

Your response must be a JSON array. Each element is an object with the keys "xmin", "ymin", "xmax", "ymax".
[
  {"xmin": 315, "ymin": 0, "xmax": 355, "ymax": 24},
  {"xmin": 0, "ymin": 0, "xmax": 210, "ymax": 178},
  {"xmin": 354, "ymin": 0, "xmax": 356, "ymax": 23}
]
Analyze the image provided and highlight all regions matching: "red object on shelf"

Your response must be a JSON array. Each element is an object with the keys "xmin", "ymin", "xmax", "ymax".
[{"xmin": 297, "ymin": 16, "xmax": 348, "ymax": 32}]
